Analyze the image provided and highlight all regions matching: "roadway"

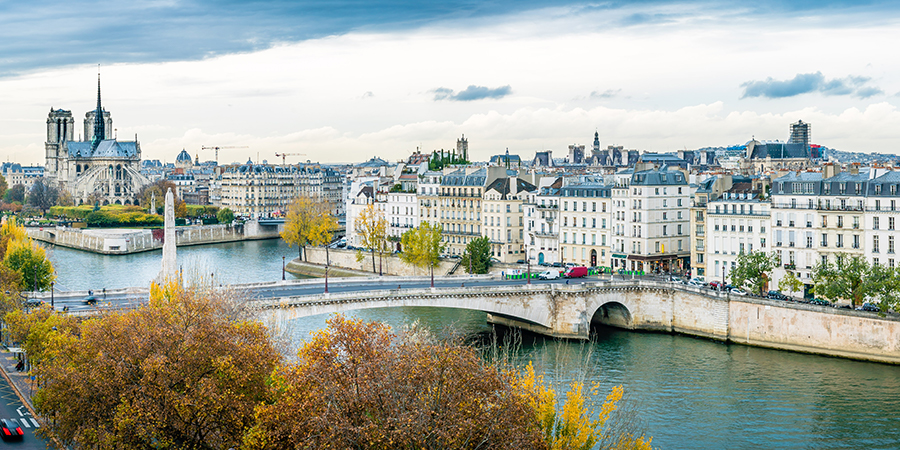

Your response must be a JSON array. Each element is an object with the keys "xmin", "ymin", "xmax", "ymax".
[
  {"xmin": 0, "ymin": 354, "xmax": 49, "ymax": 449},
  {"xmin": 42, "ymin": 273, "xmax": 657, "ymax": 313}
]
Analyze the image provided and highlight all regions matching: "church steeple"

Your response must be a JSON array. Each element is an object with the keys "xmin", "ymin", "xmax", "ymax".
[{"xmin": 91, "ymin": 67, "xmax": 105, "ymax": 151}]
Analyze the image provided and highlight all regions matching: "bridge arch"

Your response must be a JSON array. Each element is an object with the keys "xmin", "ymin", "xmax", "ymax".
[{"xmin": 590, "ymin": 301, "xmax": 633, "ymax": 330}]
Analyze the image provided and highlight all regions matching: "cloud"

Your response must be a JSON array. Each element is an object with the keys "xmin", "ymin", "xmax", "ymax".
[
  {"xmin": 432, "ymin": 85, "xmax": 512, "ymax": 101},
  {"xmin": 360, "ymin": 91, "xmax": 375, "ymax": 99},
  {"xmin": 740, "ymin": 72, "xmax": 882, "ymax": 99},
  {"xmin": 590, "ymin": 89, "xmax": 622, "ymax": 99}
]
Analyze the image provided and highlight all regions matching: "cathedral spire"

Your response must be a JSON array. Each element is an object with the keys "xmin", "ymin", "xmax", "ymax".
[{"xmin": 91, "ymin": 65, "xmax": 105, "ymax": 151}]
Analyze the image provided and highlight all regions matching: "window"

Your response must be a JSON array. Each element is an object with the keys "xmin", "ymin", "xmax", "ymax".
[
  {"xmin": 592, "ymin": 218, "xmax": 596, "ymax": 228},
  {"xmin": 854, "ymin": 234, "xmax": 860, "ymax": 249},
  {"xmin": 678, "ymin": 224, "xmax": 682, "ymax": 235},
  {"xmin": 822, "ymin": 234, "xmax": 828, "ymax": 247},
  {"xmin": 663, "ymin": 225, "xmax": 668, "ymax": 236},
  {"xmin": 874, "ymin": 235, "xmax": 880, "ymax": 253},
  {"xmin": 890, "ymin": 236, "xmax": 895, "ymax": 254},
  {"xmin": 891, "ymin": 217, "xmax": 895, "ymax": 230},
  {"xmin": 837, "ymin": 234, "xmax": 843, "ymax": 248},
  {"xmin": 874, "ymin": 217, "xmax": 880, "ymax": 230}
]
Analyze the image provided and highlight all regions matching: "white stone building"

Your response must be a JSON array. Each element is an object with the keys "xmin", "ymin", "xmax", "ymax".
[
  {"xmin": 524, "ymin": 177, "xmax": 562, "ymax": 266},
  {"xmin": 482, "ymin": 176, "xmax": 536, "ymax": 263}
]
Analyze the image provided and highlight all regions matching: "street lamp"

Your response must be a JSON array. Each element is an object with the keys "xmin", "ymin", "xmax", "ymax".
[
  {"xmin": 527, "ymin": 258, "xmax": 531, "ymax": 284},
  {"xmin": 282, "ymin": 256, "xmax": 286, "ymax": 281},
  {"xmin": 50, "ymin": 282, "xmax": 54, "ymax": 310}
]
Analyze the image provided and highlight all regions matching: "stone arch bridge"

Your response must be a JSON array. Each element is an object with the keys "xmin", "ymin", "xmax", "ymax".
[
  {"xmin": 254, "ymin": 279, "xmax": 900, "ymax": 364},
  {"xmin": 255, "ymin": 280, "xmax": 729, "ymax": 340}
]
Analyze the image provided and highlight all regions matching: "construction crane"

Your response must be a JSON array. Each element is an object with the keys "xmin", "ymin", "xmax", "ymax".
[
  {"xmin": 201, "ymin": 145, "xmax": 249, "ymax": 164},
  {"xmin": 275, "ymin": 152, "xmax": 306, "ymax": 166}
]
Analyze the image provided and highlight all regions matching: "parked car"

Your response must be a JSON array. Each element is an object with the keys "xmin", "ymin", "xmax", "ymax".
[
  {"xmin": 857, "ymin": 302, "xmax": 880, "ymax": 312},
  {"xmin": 669, "ymin": 276, "xmax": 684, "ymax": 284},
  {"xmin": 23, "ymin": 298, "xmax": 44, "ymax": 307},
  {"xmin": 767, "ymin": 290, "xmax": 789, "ymax": 301},
  {"xmin": 551, "ymin": 262, "xmax": 564, "ymax": 268},
  {"xmin": 730, "ymin": 287, "xmax": 748, "ymax": 296},
  {"xmin": 708, "ymin": 280, "xmax": 724, "ymax": 290},
  {"xmin": 564, "ymin": 266, "xmax": 588, "ymax": 278},
  {"xmin": 84, "ymin": 295, "xmax": 97, "ymax": 305},
  {"xmin": 810, "ymin": 298, "xmax": 830, "ymax": 306},
  {"xmin": 516, "ymin": 259, "xmax": 526, "ymax": 264},
  {"xmin": 564, "ymin": 262, "xmax": 577, "ymax": 268},
  {"xmin": 538, "ymin": 270, "xmax": 560, "ymax": 280},
  {"xmin": 687, "ymin": 278, "xmax": 706, "ymax": 288},
  {"xmin": 0, "ymin": 419, "xmax": 23, "ymax": 440}
]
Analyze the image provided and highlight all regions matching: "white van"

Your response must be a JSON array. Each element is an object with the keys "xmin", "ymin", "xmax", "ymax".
[{"xmin": 538, "ymin": 270, "xmax": 560, "ymax": 280}]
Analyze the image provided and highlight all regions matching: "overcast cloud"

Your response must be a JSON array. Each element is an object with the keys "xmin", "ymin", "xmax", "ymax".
[{"xmin": 2, "ymin": 0, "xmax": 900, "ymax": 164}]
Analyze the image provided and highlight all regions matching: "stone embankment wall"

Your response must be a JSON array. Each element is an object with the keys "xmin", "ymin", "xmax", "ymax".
[
  {"xmin": 303, "ymin": 248, "xmax": 460, "ymax": 276},
  {"xmin": 28, "ymin": 221, "xmax": 282, "ymax": 255}
]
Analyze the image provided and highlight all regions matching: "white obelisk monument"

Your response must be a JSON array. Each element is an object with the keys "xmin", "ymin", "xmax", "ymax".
[{"xmin": 159, "ymin": 188, "xmax": 177, "ymax": 281}]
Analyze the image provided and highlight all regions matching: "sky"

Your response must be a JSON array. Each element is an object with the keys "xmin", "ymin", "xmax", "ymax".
[{"xmin": 2, "ymin": 0, "xmax": 900, "ymax": 165}]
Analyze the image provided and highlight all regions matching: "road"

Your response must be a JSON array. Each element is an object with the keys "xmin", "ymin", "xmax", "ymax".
[
  {"xmin": 0, "ymin": 355, "xmax": 49, "ymax": 449},
  {"xmin": 43, "ymin": 273, "xmax": 659, "ymax": 313}
]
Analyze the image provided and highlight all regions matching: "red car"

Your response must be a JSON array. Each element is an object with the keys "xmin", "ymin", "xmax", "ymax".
[
  {"xmin": 0, "ymin": 419, "xmax": 23, "ymax": 440},
  {"xmin": 708, "ymin": 280, "xmax": 724, "ymax": 290}
]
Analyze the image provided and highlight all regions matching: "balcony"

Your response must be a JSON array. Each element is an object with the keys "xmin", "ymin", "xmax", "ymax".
[
  {"xmin": 696, "ymin": 231, "xmax": 705, "ymax": 237},
  {"xmin": 776, "ymin": 221, "xmax": 783, "ymax": 226},
  {"xmin": 789, "ymin": 242, "xmax": 795, "ymax": 247},
  {"xmin": 784, "ymin": 263, "xmax": 796, "ymax": 270}
]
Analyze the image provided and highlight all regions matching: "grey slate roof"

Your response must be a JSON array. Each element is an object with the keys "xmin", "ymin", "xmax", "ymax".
[
  {"xmin": 484, "ymin": 177, "xmax": 537, "ymax": 199},
  {"xmin": 441, "ymin": 168, "xmax": 486, "ymax": 187},
  {"xmin": 67, "ymin": 140, "xmax": 138, "ymax": 158},
  {"xmin": 630, "ymin": 168, "xmax": 687, "ymax": 186}
]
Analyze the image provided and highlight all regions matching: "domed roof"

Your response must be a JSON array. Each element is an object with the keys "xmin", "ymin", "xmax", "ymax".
[{"xmin": 176, "ymin": 149, "xmax": 191, "ymax": 162}]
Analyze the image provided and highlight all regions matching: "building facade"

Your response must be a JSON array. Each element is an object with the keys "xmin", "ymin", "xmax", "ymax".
[{"xmin": 482, "ymin": 176, "xmax": 536, "ymax": 263}]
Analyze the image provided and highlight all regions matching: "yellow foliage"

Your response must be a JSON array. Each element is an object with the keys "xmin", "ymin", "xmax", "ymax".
[
  {"xmin": 281, "ymin": 197, "xmax": 337, "ymax": 259},
  {"xmin": 516, "ymin": 362, "xmax": 652, "ymax": 450},
  {"xmin": 0, "ymin": 217, "xmax": 27, "ymax": 241},
  {"xmin": 149, "ymin": 280, "xmax": 183, "ymax": 306}
]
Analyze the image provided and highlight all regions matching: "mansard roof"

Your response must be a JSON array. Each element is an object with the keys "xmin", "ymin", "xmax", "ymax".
[
  {"xmin": 484, "ymin": 177, "xmax": 537, "ymax": 199},
  {"xmin": 630, "ymin": 168, "xmax": 687, "ymax": 186}
]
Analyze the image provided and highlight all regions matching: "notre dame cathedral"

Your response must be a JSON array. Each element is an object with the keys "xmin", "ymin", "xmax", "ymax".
[{"xmin": 44, "ymin": 74, "xmax": 149, "ymax": 205}]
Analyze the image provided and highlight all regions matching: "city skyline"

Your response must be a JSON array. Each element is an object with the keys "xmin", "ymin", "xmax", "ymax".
[{"xmin": 2, "ymin": 0, "xmax": 900, "ymax": 165}]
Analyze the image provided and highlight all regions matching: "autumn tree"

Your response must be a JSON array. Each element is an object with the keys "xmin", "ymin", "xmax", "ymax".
[
  {"xmin": 354, "ymin": 203, "xmax": 388, "ymax": 274},
  {"xmin": 33, "ymin": 281, "xmax": 280, "ymax": 450},
  {"xmin": 244, "ymin": 316, "xmax": 544, "ymax": 450},
  {"xmin": 461, "ymin": 235, "xmax": 492, "ymax": 274},
  {"xmin": 517, "ymin": 363, "xmax": 655, "ymax": 450},
  {"xmin": 0, "ymin": 173, "xmax": 7, "ymax": 200},
  {"xmin": 139, "ymin": 179, "xmax": 186, "ymax": 215},
  {"xmin": 399, "ymin": 222, "xmax": 445, "ymax": 287},
  {"xmin": 729, "ymin": 251, "xmax": 778, "ymax": 296},
  {"xmin": 26, "ymin": 178, "xmax": 59, "ymax": 214},
  {"xmin": 0, "ymin": 218, "xmax": 54, "ymax": 291},
  {"xmin": 281, "ymin": 196, "xmax": 337, "ymax": 261},
  {"xmin": 55, "ymin": 188, "xmax": 74, "ymax": 207}
]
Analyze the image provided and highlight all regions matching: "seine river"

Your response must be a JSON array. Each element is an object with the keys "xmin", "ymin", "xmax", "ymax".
[{"xmin": 47, "ymin": 239, "xmax": 900, "ymax": 449}]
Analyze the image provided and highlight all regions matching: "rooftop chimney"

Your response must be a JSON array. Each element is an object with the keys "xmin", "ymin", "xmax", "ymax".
[
  {"xmin": 509, "ymin": 176, "xmax": 517, "ymax": 197},
  {"xmin": 850, "ymin": 163, "xmax": 860, "ymax": 176}
]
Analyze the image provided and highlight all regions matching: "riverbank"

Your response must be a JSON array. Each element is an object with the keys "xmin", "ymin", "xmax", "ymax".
[{"xmin": 28, "ymin": 220, "xmax": 283, "ymax": 255}]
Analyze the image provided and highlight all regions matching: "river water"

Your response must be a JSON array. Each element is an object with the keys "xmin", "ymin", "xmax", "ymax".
[{"xmin": 45, "ymin": 240, "xmax": 900, "ymax": 449}]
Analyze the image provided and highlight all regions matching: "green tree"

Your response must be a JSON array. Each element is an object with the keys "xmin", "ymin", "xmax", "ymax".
[
  {"xmin": 26, "ymin": 178, "xmax": 59, "ymax": 215},
  {"xmin": 812, "ymin": 254, "xmax": 880, "ymax": 307},
  {"xmin": 461, "ymin": 236, "xmax": 492, "ymax": 274},
  {"xmin": 354, "ymin": 203, "xmax": 388, "ymax": 274},
  {"xmin": 0, "ymin": 174, "xmax": 7, "ymax": 201},
  {"xmin": 777, "ymin": 271, "xmax": 805, "ymax": 299},
  {"xmin": 3, "ymin": 184, "xmax": 25, "ymax": 203},
  {"xmin": 729, "ymin": 251, "xmax": 778, "ymax": 296},
  {"xmin": 217, "ymin": 206, "xmax": 235, "ymax": 224},
  {"xmin": 33, "ymin": 281, "xmax": 280, "ymax": 450},
  {"xmin": 281, "ymin": 197, "xmax": 337, "ymax": 261},
  {"xmin": 399, "ymin": 222, "xmax": 445, "ymax": 287}
]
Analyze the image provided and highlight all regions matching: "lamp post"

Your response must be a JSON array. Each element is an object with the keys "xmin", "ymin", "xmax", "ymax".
[
  {"xmin": 722, "ymin": 264, "xmax": 726, "ymax": 292},
  {"xmin": 282, "ymin": 256, "xmax": 285, "ymax": 281},
  {"xmin": 50, "ymin": 282, "xmax": 54, "ymax": 310},
  {"xmin": 527, "ymin": 258, "xmax": 531, "ymax": 284},
  {"xmin": 325, "ymin": 264, "xmax": 329, "ymax": 293}
]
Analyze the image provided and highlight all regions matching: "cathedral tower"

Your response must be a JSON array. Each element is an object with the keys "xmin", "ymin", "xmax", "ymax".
[{"xmin": 45, "ymin": 108, "xmax": 74, "ymax": 180}]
